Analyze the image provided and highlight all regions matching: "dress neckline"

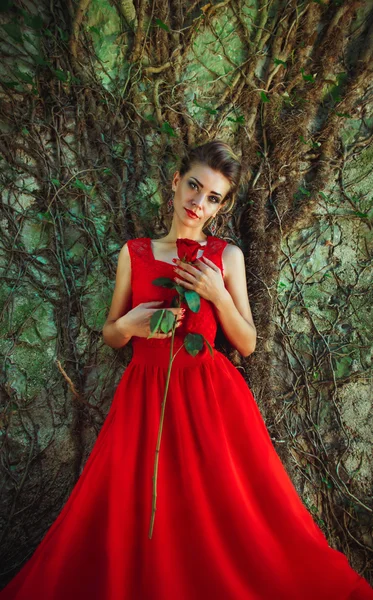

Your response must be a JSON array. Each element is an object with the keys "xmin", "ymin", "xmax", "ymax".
[{"xmin": 148, "ymin": 236, "xmax": 211, "ymax": 267}]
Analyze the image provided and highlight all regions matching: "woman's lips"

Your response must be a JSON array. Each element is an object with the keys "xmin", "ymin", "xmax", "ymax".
[{"xmin": 184, "ymin": 208, "xmax": 199, "ymax": 219}]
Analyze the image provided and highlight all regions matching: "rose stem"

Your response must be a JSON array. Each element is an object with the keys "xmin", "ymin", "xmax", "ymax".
[{"xmin": 148, "ymin": 316, "xmax": 178, "ymax": 539}]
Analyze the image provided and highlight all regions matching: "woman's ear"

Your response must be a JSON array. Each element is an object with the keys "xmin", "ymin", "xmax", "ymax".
[
  {"xmin": 216, "ymin": 195, "xmax": 231, "ymax": 214},
  {"xmin": 172, "ymin": 170, "xmax": 180, "ymax": 192}
]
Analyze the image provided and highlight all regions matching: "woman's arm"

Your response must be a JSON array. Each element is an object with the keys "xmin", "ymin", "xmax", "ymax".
[
  {"xmin": 102, "ymin": 243, "xmax": 133, "ymax": 349},
  {"xmin": 173, "ymin": 243, "xmax": 257, "ymax": 358},
  {"xmin": 214, "ymin": 244, "xmax": 257, "ymax": 358}
]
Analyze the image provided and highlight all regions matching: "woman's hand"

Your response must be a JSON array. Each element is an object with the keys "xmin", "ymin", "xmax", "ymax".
[
  {"xmin": 117, "ymin": 301, "xmax": 184, "ymax": 339},
  {"xmin": 173, "ymin": 257, "xmax": 226, "ymax": 305}
]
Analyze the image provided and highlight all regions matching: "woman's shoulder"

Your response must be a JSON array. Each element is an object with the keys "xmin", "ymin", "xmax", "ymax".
[
  {"xmin": 126, "ymin": 236, "xmax": 149, "ymax": 243},
  {"xmin": 121, "ymin": 237, "xmax": 150, "ymax": 262},
  {"xmin": 210, "ymin": 236, "xmax": 243, "ymax": 256},
  {"xmin": 125, "ymin": 236, "xmax": 149, "ymax": 248},
  {"xmin": 222, "ymin": 241, "xmax": 244, "ymax": 257},
  {"xmin": 220, "ymin": 241, "xmax": 245, "ymax": 278}
]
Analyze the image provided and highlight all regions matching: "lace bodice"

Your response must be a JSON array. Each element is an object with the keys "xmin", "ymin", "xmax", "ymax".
[{"xmin": 127, "ymin": 236, "xmax": 228, "ymax": 362}]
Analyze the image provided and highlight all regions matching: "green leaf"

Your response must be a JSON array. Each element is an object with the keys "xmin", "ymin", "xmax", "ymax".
[
  {"xmin": 203, "ymin": 336, "xmax": 214, "ymax": 357},
  {"xmin": 51, "ymin": 178, "xmax": 60, "ymax": 186},
  {"xmin": 299, "ymin": 186, "xmax": 311, "ymax": 196},
  {"xmin": 335, "ymin": 355, "xmax": 353, "ymax": 379},
  {"xmin": 184, "ymin": 333, "xmax": 204, "ymax": 357},
  {"xmin": 149, "ymin": 309, "xmax": 176, "ymax": 337},
  {"xmin": 1, "ymin": 21, "xmax": 23, "ymax": 42},
  {"xmin": 184, "ymin": 290, "xmax": 200, "ymax": 313},
  {"xmin": 353, "ymin": 211, "xmax": 368, "ymax": 218},
  {"xmin": 53, "ymin": 68, "xmax": 68, "ymax": 82},
  {"xmin": 274, "ymin": 58, "xmax": 287, "ymax": 66},
  {"xmin": 148, "ymin": 309, "xmax": 165, "ymax": 338},
  {"xmin": 227, "ymin": 115, "xmax": 245, "ymax": 124},
  {"xmin": 161, "ymin": 121, "xmax": 176, "ymax": 137},
  {"xmin": 22, "ymin": 127, "xmax": 30, "ymax": 135},
  {"xmin": 336, "ymin": 72, "xmax": 347, "ymax": 85},
  {"xmin": 21, "ymin": 11, "xmax": 44, "ymax": 30},
  {"xmin": 321, "ymin": 476, "xmax": 333, "ymax": 489},
  {"xmin": 1, "ymin": 80, "xmax": 19, "ymax": 88},
  {"xmin": 14, "ymin": 69, "xmax": 33, "ymax": 84},
  {"xmin": 154, "ymin": 18, "xmax": 170, "ymax": 32},
  {"xmin": 331, "ymin": 93, "xmax": 342, "ymax": 103},
  {"xmin": 260, "ymin": 91, "xmax": 269, "ymax": 103},
  {"xmin": 36, "ymin": 211, "xmax": 52, "ymax": 221},
  {"xmin": 71, "ymin": 178, "xmax": 92, "ymax": 192},
  {"xmin": 57, "ymin": 26, "xmax": 69, "ymax": 42},
  {"xmin": 329, "ymin": 72, "xmax": 347, "ymax": 105},
  {"xmin": 175, "ymin": 284, "xmax": 185, "ymax": 297},
  {"xmin": 300, "ymin": 68, "xmax": 315, "ymax": 83},
  {"xmin": 193, "ymin": 99, "xmax": 217, "ymax": 114},
  {"xmin": 335, "ymin": 112, "xmax": 352, "ymax": 118},
  {"xmin": 152, "ymin": 277, "xmax": 176, "ymax": 289},
  {"xmin": 33, "ymin": 54, "xmax": 49, "ymax": 66},
  {"xmin": 22, "ymin": 32, "xmax": 40, "ymax": 51},
  {"xmin": 160, "ymin": 310, "xmax": 175, "ymax": 333}
]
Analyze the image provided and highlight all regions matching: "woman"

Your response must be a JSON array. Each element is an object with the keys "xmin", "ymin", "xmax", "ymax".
[{"xmin": 1, "ymin": 140, "xmax": 372, "ymax": 599}]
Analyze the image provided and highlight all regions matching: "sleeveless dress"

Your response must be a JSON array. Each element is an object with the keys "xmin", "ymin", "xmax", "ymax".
[{"xmin": 1, "ymin": 235, "xmax": 372, "ymax": 600}]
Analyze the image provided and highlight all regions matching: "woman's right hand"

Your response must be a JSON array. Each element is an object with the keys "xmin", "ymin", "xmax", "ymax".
[{"xmin": 117, "ymin": 301, "xmax": 185, "ymax": 339}]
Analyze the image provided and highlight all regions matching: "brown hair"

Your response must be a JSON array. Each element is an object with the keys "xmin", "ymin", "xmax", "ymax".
[
  {"xmin": 158, "ymin": 139, "xmax": 242, "ymax": 235},
  {"xmin": 177, "ymin": 139, "xmax": 242, "ymax": 231}
]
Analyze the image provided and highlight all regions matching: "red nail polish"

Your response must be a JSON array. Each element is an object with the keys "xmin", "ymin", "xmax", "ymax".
[{"xmin": 172, "ymin": 258, "xmax": 177, "ymax": 263}]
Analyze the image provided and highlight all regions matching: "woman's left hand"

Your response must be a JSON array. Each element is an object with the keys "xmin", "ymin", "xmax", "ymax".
[{"xmin": 173, "ymin": 257, "xmax": 225, "ymax": 305}]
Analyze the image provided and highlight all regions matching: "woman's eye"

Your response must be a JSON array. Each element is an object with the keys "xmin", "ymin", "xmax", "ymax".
[{"xmin": 189, "ymin": 181, "xmax": 219, "ymax": 203}]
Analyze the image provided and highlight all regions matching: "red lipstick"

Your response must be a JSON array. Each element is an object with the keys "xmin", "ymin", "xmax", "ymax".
[{"xmin": 185, "ymin": 208, "xmax": 199, "ymax": 219}]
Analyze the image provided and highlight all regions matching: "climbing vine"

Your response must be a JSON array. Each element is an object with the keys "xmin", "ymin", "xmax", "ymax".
[{"xmin": 0, "ymin": 0, "xmax": 372, "ymax": 587}]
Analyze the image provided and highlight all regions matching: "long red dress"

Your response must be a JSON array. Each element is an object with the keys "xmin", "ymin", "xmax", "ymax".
[{"xmin": 1, "ymin": 235, "xmax": 372, "ymax": 600}]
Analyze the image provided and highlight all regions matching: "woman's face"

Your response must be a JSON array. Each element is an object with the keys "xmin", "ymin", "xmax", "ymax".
[{"xmin": 171, "ymin": 163, "xmax": 231, "ymax": 230}]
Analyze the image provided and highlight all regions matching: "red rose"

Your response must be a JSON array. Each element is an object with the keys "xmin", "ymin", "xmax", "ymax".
[{"xmin": 176, "ymin": 238, "xmax": 205, "ymax": 263}]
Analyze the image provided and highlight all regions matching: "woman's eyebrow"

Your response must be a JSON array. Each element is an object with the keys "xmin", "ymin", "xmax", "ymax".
[{"xmin": 190, "ymin": 177, "xmax": 222, "ymax": 197}]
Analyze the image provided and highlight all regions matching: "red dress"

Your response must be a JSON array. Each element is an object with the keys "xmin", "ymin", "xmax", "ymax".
[{"xmin": 1, "ymin": 235, "xmax": 372, "ymax": 600}]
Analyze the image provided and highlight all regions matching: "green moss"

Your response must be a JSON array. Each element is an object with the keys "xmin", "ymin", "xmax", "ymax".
[
  {"xmin": 86, "ymin": 0, "xmax": 123, "ymax": 88},
  {"xmin": 8, "ymin": 345, "xmax": 55, "ymax": 399}
]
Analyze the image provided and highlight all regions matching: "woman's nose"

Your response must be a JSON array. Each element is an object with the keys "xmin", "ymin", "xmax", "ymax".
[{"xmin": 192, "ymin": 193, "xmax": 204, "ymax": 206}]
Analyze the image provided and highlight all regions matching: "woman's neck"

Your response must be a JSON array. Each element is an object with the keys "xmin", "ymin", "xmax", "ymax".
[{"xmin": 161, "ymin": 222, "xmax": 207, "ymax": 243}]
